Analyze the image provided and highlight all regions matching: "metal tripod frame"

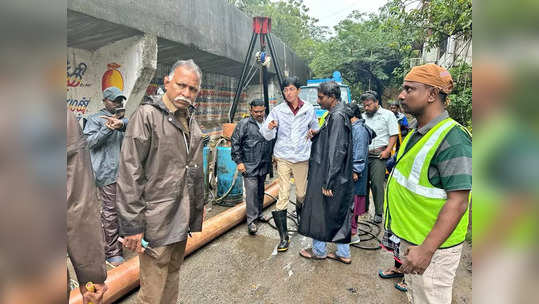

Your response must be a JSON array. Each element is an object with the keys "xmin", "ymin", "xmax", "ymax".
[{"xmin": 229, "ymin": 17, "xmax": 285, "ymax": 122}]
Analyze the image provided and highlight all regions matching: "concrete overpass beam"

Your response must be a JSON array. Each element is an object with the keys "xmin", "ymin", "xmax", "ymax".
[{"xmin": 67, "ymin": 34, "xmax": 158, "ymax": 120}]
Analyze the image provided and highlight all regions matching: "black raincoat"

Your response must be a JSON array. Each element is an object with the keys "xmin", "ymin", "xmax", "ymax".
[
  {"xmin": 231, "ymin": 116, "xmax": 273, "ymax": 177},
  {"xmin": 298, "ymin": 102, "xmax": 354, "ymax": 243}
]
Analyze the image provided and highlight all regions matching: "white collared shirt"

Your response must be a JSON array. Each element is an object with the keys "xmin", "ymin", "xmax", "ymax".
[
  {"xmin": 260, "ymin": 101, "xmax": 319, "ymax": 163},
  {"xmin": 362, "ymin": 107, "xmax": 399, "ymax": 150}
]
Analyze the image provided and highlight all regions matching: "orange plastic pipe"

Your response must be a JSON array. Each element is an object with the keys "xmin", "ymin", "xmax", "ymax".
[{"xmin": 70, "ymin": 180, "xmax": 279, "ymax": 304}]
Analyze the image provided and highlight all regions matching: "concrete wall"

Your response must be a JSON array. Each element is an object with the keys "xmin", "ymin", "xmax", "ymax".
[
  {"xmin": 68, "ymin": 0, "xmax": 310, "ymax": 81},
  {"xmin": 422, "ymin": 37, "xmax": 472, "ymax": 68},
  {"xmin": 67, "ymin": 0, "xmax": 311, "ymax": 134},
  {"xmin": 67, "ymin": 34, "xmax": 157, "ymax": 121},
  {"xmin": 438, "ymin": 38, "xmax": 472, "ymax": 68}
]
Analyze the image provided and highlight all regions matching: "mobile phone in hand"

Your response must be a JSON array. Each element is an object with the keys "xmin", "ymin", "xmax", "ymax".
[{"xmin": 113, "ymin": 107, "xmax": 126, "ymax": 118}]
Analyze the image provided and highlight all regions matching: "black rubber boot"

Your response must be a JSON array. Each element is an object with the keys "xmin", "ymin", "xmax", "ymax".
[
  {"xmin": 295, "ymin": 201, "xmax": 303, "ymax": 223},
  {"xmin": 272, "ymin": 210, "xmax": 290, "ymax": 252}
]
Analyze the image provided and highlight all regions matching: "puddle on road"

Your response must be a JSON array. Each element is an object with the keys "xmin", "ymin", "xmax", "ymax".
[{"xmin": 236, "ymin": 235, "xmax": 279, "ymax": 259}]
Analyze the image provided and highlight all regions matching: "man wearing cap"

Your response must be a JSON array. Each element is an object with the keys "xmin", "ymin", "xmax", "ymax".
[
  {"xmin": 83, "ymin": 86, "xmax": 128, "ymax": 266},
  {"xmin": 385, "ymin": 64, "xmax": 471, "ymax": 304}
]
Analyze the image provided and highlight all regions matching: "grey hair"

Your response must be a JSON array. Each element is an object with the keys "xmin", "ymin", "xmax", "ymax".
[{"xmin": 168, "ymin": 59, "xmax": 202, "ymax": 87}]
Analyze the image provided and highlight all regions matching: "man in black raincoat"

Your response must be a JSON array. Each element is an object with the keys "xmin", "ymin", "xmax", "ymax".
[
  {"xmin": 298, "ymin": 81, "xmax": 354, "ymax": 264},
  {"xmin": 231, "ymin": 99, "xmax": 274, "ymax": 235}
]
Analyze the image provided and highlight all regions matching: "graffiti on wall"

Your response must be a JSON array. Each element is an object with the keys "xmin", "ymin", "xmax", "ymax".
[
  {"xmin": 67, "ymin": 56, "xmax": 93, "ymax": 119},
  {"xmin": 67, "ymin": 97, "xmax": 91, "ymax": 120},
  {"xmin": 102, "ymin": 63, "xmax": 124, "ymax": 92},
  {"xmin": 67, "ymin": 60, "xmax": 90, "ymax": 87}
]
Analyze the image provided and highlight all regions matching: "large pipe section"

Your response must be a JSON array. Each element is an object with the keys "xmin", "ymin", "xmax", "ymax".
[{"xmin": 70, "ymin": 180, "xmax": 280, "ymax": 304}]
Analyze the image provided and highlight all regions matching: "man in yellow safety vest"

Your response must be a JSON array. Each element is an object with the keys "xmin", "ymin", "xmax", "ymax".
[{"xmin": 385, "ymin": 64, "xmax": 472, "ymax": 304}]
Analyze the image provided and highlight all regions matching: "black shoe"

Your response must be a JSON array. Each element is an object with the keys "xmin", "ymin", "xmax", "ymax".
[
  {"xmin": 272, "ymin": 210, "xmax": 290, "ymax": 252},
  {"xmin": 258, "ymin": 214, "xmax": 271, "ymax": 223},
  {"xmin": 248, "ymin": 222, "xmax": 257, "ymax": 235}
]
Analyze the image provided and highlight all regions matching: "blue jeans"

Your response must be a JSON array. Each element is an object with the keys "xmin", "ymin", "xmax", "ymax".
[{"xmin": 312, "ymin": 239, "xmax": 351, "ymax": 258}]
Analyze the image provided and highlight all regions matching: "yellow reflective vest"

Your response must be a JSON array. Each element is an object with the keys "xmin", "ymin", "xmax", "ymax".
[{"xmin": 385, "ymin": 118, "xmax": 469, "ymax": 248}]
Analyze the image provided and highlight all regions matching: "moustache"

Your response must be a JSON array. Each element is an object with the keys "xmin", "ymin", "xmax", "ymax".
[{"xmin": 174, "ymin": 96, "xmax": 196, "ymax": 109}]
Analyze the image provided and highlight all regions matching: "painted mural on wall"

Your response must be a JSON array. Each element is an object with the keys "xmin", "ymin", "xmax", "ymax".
[
  {"xmin": 67, "ymin": 97, "xmax": 92, "ymax": 118},
  {"xmin": 67, "ymin": 60, "xmax": 90, "ymax": 88},
  {"xmin": 67, "ymin": 57, "xmax": 93, "ymax": 120},
  {"xmin": 68, "ymin": 36, "xmax": 154, "ymax": 123},
  {"xmin": 102, "ymin": 63, "xmax": 124, "ymax": 92},
  {"xmin": 66, "ymin": 54, "xmax": 127, "ymax": 120},
  {"xmin": 196, "ymin": 76, "xmax": 249, "ymax": 135},
  {"xmin": 146, "ymin": 83, "xmax": 159, "ymax": 96}
]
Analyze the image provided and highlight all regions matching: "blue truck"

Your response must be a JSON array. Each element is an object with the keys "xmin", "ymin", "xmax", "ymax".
[{"xmin": 298, "ymin": 71, "xmax": 352, "ymax": 123}]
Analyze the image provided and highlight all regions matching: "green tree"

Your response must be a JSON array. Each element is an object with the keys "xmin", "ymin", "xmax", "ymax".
[
  {"xmin": 310, "ymin": 10, "xmax": 416, "ymax": 100},
  {"xmin": 229, "ymin": 0, "xmax": 472, "ymax": 127},
  {"xmin": 309, "ymin": 0, "xmax": 472, "ymax": 126},
  {"xmin": 447, "ymin": 62, "xmax": 472, "ymax": 126}
]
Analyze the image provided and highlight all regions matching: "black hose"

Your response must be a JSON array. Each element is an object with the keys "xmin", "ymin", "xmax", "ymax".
[
  {"xmin": 204, "ymin": 137, "xmax": 243, "ymax": 207},
  {"xmin": 351, "ymin": 220, "xmax": 382, "ymax": 250},
  {"xmin": 263, "ymin": 192, "xmax": 277, "ymax": 201},
  {"xmin": 259, "ymin": 190, "xmax": 383, "ymax": 250},
  {"xmin": 261, "ymin": 200, "xmax": 382, "ymax": 250},
  {"xmin": 212, "ymin": 167, "xmax": 240, "ymax": 207}
]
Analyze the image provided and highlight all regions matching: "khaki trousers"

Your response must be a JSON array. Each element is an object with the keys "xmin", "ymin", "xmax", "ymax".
[
  {"xmin": 401, "ymin": 240, "xmax": 463, "ymax": 304},
  {"xmin": 275, "ymin": 158, "xmax": 308, "ymax": 210},
  {"xmin": 137, "ymin": 240, "xmax": 187, "ymax": 304}
]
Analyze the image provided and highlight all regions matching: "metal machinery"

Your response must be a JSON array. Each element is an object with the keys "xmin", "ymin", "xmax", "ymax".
[
  {"xmin": 229, "ymin": 16, "xmax": 285, "ymax": 121},
  {"xmin": 204, "ymin": 17, "xmax": 284, "ymax": 208}
]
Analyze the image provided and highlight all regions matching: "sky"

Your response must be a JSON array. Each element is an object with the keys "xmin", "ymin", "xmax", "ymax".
[{"xmin": 302, "ymin": 0, "xmax": 387, "ymax": 34}]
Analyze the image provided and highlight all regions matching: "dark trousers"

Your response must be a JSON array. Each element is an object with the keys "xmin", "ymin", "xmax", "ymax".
[
  {"xmin": 98, "ymin": 183, "xmax": 122, "ymax": 259},
  {"xmin": 367, "ymin": 157, "xmax": 386, "ymax": 217},
  {"xmin": 244, "ymin": 175, "xmax": 266, "ymax": 225}
]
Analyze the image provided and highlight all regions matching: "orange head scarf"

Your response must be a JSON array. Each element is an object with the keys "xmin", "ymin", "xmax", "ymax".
[{"xmin": 404, "ymin": 63, "xmax": 454, "ymax": 95}]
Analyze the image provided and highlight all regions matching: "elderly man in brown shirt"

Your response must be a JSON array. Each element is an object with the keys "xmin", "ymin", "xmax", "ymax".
[{"xmin": 116, "ymin": 59, "xmax": 206, "ymax": 304}]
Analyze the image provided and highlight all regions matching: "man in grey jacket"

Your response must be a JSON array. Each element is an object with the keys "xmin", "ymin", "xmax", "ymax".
[{"xmin": 83, "ymin": 86, "xmax": 128, "ymax": 266}]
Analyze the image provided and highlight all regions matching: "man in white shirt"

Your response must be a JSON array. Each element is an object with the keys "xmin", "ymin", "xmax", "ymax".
[
  {"xmin": 361, "ymin": 90, "xmax": 399, "ymax": 223},
  {"xmin": 260, "ymin": 76, "xmax": 320, "ymax": 252}
]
